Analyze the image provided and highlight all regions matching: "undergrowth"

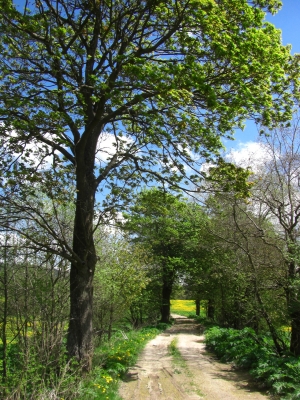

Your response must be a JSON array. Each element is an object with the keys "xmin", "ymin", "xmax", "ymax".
[
  {"xmin": 205, "ymin": 326, "xmax": 300, "ymax": 399},
  {"xmin": 79, "ymin": 326, "xmax": 164, "ymax": 400},
  {"xmin": 0, "ymin": 325, "xmax": 167, "ymax": 399}
]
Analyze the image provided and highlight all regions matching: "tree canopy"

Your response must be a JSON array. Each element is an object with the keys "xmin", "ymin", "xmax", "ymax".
[{"xmin": 0, "ymin": 0, "xmax": 297, "ymax": 195}]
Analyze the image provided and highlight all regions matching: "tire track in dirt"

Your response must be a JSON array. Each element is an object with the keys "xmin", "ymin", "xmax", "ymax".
[{"xmin": 118, "ymin": 315, "xmax": 270, "ymax": 400}]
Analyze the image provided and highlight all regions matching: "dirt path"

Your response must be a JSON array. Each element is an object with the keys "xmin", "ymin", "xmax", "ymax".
[{"xmin": 118, "ymin": 315, "xmax": 270, "ymax": 400}]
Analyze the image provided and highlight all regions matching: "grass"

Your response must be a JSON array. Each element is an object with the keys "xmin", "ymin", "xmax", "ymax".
[
  {"xmin": 170, "ymin": 299, "xmax": 196, "ymax": 317},
  {"xmin": 168, "ymin": 338, "xmax": 188, "ymax": 374},
  {"xmin": 171, "ymin": 300, "xmax": 205, "ymax": 317},
  {"xmin": 169, "ymin": 338, "xmax": 182, "ymax": 359},
  {"xmin": 168, "ymin": 337, "xmax": 203, "ymax": 397}
]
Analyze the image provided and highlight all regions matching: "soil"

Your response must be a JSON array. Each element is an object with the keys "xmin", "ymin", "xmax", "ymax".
[{"xmin": 118, "ymin": 314, "xmax": 271, "ymax": 400}]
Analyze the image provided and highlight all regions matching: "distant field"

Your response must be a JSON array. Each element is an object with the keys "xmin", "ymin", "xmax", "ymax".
[{"xmin": 170, "ymin": 300, "xmax": 196, "ymax": 317}]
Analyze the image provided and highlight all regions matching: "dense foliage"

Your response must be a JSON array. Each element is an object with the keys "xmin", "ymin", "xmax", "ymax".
[
  {"xmin": 122, "ymin": 188, "xmax": 207, "ymax": 322},
  {"xmin": 206, "ymin": 326, "xmax": 300, "ymax": 399},
  {"xmin": 0, "ymin": 324, "xmax": 163, "ymax": 399}
]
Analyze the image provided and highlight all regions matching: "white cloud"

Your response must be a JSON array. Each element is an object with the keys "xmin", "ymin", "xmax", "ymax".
[
  {"xmin": 226, "ymin": 141, "xmax": 271, "ymax": 172},
  {"xmin": 4, "ymin": 129, "xmax": 60, "ymax": 170},
  {"xmin": 198, "ymin": 142, "xmax": 271, "ymax": 176},
  {"xmin": 96, "ymin": 132, "xmax": 134, "ymax": 163}
]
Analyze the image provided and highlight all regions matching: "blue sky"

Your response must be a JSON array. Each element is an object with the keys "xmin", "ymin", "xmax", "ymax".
[
  {"xmin": 229, "ymin": 0, "xmax": 300, "ymax": 152},
  {"xmin": 268, "ymin": 0, "xmax": 300, "ymax": 55}
]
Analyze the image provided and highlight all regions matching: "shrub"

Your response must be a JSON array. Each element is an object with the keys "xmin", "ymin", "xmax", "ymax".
[{"xmin": 205, "ymin": 326, "xmax": 300, "ymax": 398}]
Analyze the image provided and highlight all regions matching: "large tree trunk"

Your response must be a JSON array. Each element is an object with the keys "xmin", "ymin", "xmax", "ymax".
[
  {"xmin": 161, "ymin": 281, "xmax": 172, "ymax": 323},
  {"xmin": 207, "ymin": 299, "xmax": 215, "ymax": 320},
  {"xmin": 67, "ymin": 260, "xmax": 95, "ymax": 370},
  {"xmin": 67, "ymin": 209, "xmax": 96, "ymax": 369},
  {"xmin": 195, "ymin": 297, "xmax": 200, "ymax": 316},
  {"xmin": 67, "ymin": 142, "xmax": 97, "ymax": 370}
]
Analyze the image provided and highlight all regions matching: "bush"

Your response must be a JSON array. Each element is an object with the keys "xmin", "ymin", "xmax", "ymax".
[
  {"xmin": 0, "ymin": 342, "xmax": 80, "ymax": 400},
  {"xmin": 0, "ymin": 325, "xmax": 164, "ymax": 399},
  {"xmin": 205, "ymin": 326, "xmax": 300, "ymax": 398}
]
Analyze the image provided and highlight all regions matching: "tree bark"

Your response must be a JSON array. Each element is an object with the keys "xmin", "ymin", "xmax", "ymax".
[
  {"xmin": 66, "ymin": 141, "xmax": 97, "ymax": 370},
  {"xmin": 161, "ymin": 281, "xmax": 172, "ymax": 323},
  {"xmin": 207, "ymin": 299, "xmax": 215, "ymax": 320},
  {"xmin": 67, "ymin": 223, "xmax": 96, "ymax": 370},
  {"xmin": 195, "ymin": 298, "xmax": 200, "ymax": 316}
]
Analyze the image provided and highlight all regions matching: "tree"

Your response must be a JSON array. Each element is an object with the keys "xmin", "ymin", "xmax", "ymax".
[
  {"xmin": 204, "ymin": 114, "xmax": 300, "ymax": 354},
  {"xmin": 205, "ymin": 193, "xmax": 288, "ymax": 354},
  {"xmin": 122, "ymin": 188, "xmax": 204, "ymax": 323},
  {"xmin": 250, "ymin": 114, "xmax": 300, "ymax": 355},
  {"xmin": 0, "ymin": 0, "xmax": 297, "ymax": 368},
  {"xmin": 93, "ymin": 229, "xmax": 150, "ymax": 340},
  {"xmin": 180, "ymin": 215, "xmax": 216, "ymax": 317},
  {"xmin": 0, "ymin": 209, "xmax": 71, "ymax": 398}
]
